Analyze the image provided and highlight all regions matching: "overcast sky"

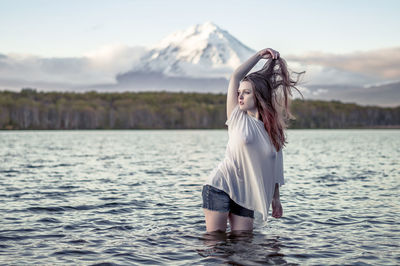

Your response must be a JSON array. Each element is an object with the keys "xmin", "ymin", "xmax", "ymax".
[{"xmin": 1, "ymin": 0, "xmax": 399, "ymax": 57}]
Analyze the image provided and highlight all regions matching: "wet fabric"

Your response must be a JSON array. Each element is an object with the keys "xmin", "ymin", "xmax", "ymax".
[
  {"xmin": 204, "ymin": 104, "xmax": 284, "ymax": 221},
  {"xmin": 202, "ymin": 184, "xmax": 255, "ymax": 218}
]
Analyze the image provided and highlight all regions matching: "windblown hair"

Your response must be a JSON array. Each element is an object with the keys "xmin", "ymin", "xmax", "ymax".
[{"xmin": 242, "ymin": 58, "xmax": 305, "ymax": 152}]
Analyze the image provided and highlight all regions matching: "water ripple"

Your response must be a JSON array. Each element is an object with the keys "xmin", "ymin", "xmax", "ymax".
[{"xmin": 0, "ymin": 129, "xmax": 399, "ymax": 265}]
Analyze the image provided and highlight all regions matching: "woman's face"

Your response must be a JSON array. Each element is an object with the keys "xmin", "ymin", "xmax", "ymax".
[{"xmin": 238, "ymin": 81, "xmax": 256, "ymax": 111}]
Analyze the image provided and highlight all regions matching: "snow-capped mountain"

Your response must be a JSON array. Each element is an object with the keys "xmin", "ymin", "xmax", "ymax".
[{"xmin": 132, "ymin": 21, "xmax": 256, "ymax": 78}]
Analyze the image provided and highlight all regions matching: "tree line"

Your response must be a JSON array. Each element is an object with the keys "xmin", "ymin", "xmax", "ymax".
[{"xmin": 0, "ymin": 88, "xmax": 399, "ymax": 130}]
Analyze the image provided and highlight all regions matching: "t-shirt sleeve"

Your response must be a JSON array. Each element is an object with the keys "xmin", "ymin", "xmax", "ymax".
[
  {"xmin": 225, "ymin": 104, "xmax": 241, "ymax": 127},
  {"xmin": 275, "ymin": 149, "xmax": 285, "ymax": 186}
]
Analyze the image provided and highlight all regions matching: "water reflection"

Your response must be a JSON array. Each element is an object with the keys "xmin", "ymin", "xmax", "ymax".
[{"xmin": 198, "ymin": 230, "xmax": 289, "ymax": 265}]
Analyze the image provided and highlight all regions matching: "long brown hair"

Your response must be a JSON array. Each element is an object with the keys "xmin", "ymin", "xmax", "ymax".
[{"xmin": 242, "ymin": 58, "xmax": 305, "ymax": 152}]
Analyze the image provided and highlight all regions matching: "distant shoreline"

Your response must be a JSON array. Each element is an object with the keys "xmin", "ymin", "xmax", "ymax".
[{"xmin": 1, "ymin": 89, "xmax": 399, "ymax": 130}]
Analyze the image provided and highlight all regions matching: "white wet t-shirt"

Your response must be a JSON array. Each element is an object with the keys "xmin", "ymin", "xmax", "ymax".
[{"xmin": 204, "ymin": 104, "xmax": 284, "ymax": 221}]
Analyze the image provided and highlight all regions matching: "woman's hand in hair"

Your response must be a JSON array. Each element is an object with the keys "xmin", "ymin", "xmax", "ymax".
[{"xmin": 258, "ymin": 48, "xmax": 280, "ymax": 60}]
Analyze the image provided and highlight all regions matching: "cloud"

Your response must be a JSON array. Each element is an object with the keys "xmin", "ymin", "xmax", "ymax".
[
  {"xmin": 0, "ymin": 45, "xmax": 398, "ymax": 107},
  {"xmin": 84, "ymin": 71, "xmax": 228, "ymax": 93},
  {"xmin": 83, "ymin": 44, "xmax": 146, "ymax": 75},
  {"xmin": 363, "ymin": 79, "xmax": 400, "ymax": 88},
  {"xmin": 0, "ymin": 45, "xmax": 147, "ymax": 90},
  {"xmin": 286, "ymin": 47, "xmax": 400, "ymax": 86},
  {"xmin": 301, "ymin": 82, "xmax": 400, "ymax": 107},
  {"xmin": 312, "ymin": 88, "xmax": 328, "ymax": 96}
]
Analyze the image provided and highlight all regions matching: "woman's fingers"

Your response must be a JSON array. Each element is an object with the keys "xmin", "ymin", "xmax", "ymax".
[
  {"xmin": 272, "ymin": 200, "xmax": 283, "ymax": 218},
  {"xmin": 273, "ymin": 208, "xmax": 282, "ymax": 218},
  {"xmin": 260, "ymin": 49, "xmax": 272, "ymax": 59},
  {"xmin": 266, "ymin": 48, "xmax": 279, "ymax": 59},
  {"xmin": 266, "ymin": 48, "xmax": 275, "ymax": 59},
  {"xmin": 259, "ymin": 48, "xmax": 280, "ymax": 60}
]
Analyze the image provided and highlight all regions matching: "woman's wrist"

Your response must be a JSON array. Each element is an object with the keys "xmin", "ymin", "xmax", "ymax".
[
  {"xmin": 273, "ymin": 183, "xmax": 280, "ymax": 201},
  {"xmin": 255, "ymin": 51, "xmax": 263, "ymax": 60}
]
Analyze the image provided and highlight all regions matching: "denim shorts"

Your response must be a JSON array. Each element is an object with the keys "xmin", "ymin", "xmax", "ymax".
[{"xmin": 202, "ymin": 185, "xmax": 254, "ymax": 219}]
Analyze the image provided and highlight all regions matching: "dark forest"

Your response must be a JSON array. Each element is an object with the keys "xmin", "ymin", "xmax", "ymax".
[{"xmin": 1, "ymin": 88, "xmax": 399, "ymax": 130}]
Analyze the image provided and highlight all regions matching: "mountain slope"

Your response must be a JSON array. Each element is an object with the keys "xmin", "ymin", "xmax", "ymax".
[{"xmin": 132, "ymin": 21, "xmax": 255, "ymax": 78}]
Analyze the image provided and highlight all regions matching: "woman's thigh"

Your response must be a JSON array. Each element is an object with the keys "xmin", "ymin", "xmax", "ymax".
[
  {"xmin": 228, "ymin": 198, "xmax": 254, "ymax": 231},
  {"xmin": 202, "ymin": 185, "xmax": 230, "ymax": 232},
  {"xmin": 228, "ymin": 212, "xmax": 254, "ymax": 231},
  {"xmin": 203, "ymin": 209, "xmax": 229, "ymax": 232}
]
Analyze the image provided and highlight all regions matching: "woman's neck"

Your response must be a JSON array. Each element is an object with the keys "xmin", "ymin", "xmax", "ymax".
[{"xmin": 247, "ymin": 109, "xmax": 260, "ymax": 120}]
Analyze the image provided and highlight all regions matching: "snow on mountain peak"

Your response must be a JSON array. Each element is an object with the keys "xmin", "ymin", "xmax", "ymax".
[
  {"xmin": 135, "ymin": 22, "xmax": 256, "ymax": 78},
  {"xmin": 154, "ymin": 21, "xmax": 220, "ymax": 50}
]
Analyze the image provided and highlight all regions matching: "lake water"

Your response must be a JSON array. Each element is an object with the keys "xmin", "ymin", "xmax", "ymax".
[{"xmin": 0, "ymin": 129, "xmax": 399, "ymax": 265}]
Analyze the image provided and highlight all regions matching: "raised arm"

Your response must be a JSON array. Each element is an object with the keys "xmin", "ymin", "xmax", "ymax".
[{"xmin": 226, "ymin": 48, "xmax": 280, "ymax": 119}]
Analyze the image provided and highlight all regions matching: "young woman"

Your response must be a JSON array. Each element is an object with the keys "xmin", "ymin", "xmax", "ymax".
[{"xmin": 202, "ymin": 48, "xmax": 303, "ymax": 233}]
